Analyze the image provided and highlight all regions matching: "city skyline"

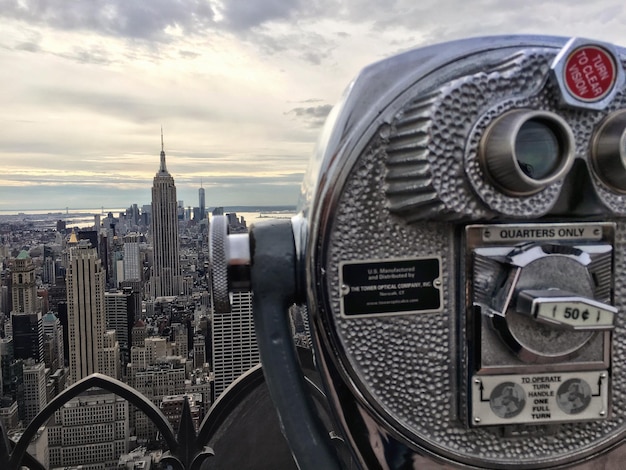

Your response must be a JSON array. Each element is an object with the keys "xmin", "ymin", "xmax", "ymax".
[{"xmin": 2, "ymin": 2, "xmax": 626, "ymax": 210}]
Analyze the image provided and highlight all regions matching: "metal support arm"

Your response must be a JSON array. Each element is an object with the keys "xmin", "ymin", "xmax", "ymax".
[{"xmin": 249, "ymin": 219, "xmax": 341, "ymax": 470}]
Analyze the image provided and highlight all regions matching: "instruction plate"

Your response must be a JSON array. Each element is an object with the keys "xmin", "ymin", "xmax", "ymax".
[{"xmin": 471, "ymin": 371, "xmax": 609, "ymax": 426}]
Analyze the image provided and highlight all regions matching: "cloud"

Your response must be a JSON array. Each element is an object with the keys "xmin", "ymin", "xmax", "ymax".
[
  {"xmin": 217, "ymin": 0, "xmax": 303, "ymax": 31},
  {"xmin": 15, "ymin": 41, "xmax": 41, "ymax": 52},
  {"xmin": 64, "ymin": 45, "xmax": 112, "ymax": 65},
  {"xmin": 34, "ymin": 87, "xmax": 219, "ymax": 124},
  {"xmin": 0, "ymin": 0, "xmax": 216, "ymax": 41},
  {"xmin": 286, "ymin": 104, "xmax": 332, "ymax": 128},
  {"xmin": 3, "ymin": 0, "xmax": 626, "ymax": 214}
]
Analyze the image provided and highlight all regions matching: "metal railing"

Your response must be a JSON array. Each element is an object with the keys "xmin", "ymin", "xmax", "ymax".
[{"xmin": 0, "ymin": 369, "xmax": 271, "ymax": 470}]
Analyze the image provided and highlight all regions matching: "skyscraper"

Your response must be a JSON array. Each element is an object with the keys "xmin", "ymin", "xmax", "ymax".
[
  {"xmin": 11, "ymin": 250, "xmax": 44, "ymax": 363},
  {"xmin": 11, "ymin": 251, "xmax": 39, "ymax": 314},
  {"xmin": 105, "ymin": 290, "xmax": 131, "ymax": 365},
  {"xmin": 199, "ymin": 181, "xmax": 206, "ymax": 220},
  {"xmin": 66, "ymin": 241, "xmax": 119, "ymax": 383},
  {"xmin": 21, "ymin": 359, "xmax": 46, "ymax": 426},
  {"xmin": 42, "ymin": 312, "xmax": 64, "ymax": 371},
  {"xmin": 123, "ymin": 233, "xmax": 141, "ymax": 281},
  {"xmin": 211, "ymin": 291, "xmax": 259, "ymax": 400},
  {"xmin": 150, "ymin": 130, "xmax": 181, "ymax": 298},
  {"xmin": 11, "ymin": 312, "xmax": 43, "ymax": 363}
]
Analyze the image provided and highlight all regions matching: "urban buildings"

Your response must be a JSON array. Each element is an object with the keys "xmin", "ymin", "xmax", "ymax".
[
  {"xmin": 150, "ymin": 133, "xmax": 182, "ymax": 298},
  {"xmin": 0, "ymin": 136, "xmax": 298, "ymax": 467}
]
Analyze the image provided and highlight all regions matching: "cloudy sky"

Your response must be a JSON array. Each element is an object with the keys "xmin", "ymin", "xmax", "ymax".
[{"xmin": 1, "ymin": 0, "xmax": 625, "ymax": 211}]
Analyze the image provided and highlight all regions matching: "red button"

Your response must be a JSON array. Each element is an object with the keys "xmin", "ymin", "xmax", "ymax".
[{"xmin": 563, "ymin": 45, "xmax": 617, "ymax": 102}]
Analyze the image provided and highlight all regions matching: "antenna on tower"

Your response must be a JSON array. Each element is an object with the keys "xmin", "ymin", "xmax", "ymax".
[{"xmin": 159, "ymin": 126, "xmax": 167, "ymax": 173}]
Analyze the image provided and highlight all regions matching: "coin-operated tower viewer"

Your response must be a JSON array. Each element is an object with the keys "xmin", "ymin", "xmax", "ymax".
[{"xmin": 211, "ymin": 36, "xmax": 626, "ymax": 469}]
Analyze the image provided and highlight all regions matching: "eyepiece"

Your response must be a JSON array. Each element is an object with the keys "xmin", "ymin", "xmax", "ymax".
[
  {"xmin": 591, "ymin": 110, "xmax": 626, "ymax": 193},
  {"xmin": 480, "ymin": 110, "xmax": 575, "ymax": 195}
]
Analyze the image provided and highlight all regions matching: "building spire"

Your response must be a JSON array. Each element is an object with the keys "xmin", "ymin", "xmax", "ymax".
[{"xmin": 159, "ymin": 126, "xmax": 167, "ymax": 173}]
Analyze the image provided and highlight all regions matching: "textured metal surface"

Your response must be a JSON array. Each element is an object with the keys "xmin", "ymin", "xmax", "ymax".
[
  {"xmin": 385, "ymin": 47, "xmax": 626, "ymax": 222},
  {"xmin": 328, "ymin": 148, "xmax": 626, "ymax": 467},
  {"xmin": 305, "ymin": 37, "xmax": 626, "ymax": 469},
  {"xmin": 210, "ymin": 215, "xmax": 231, "ymax": 313}
]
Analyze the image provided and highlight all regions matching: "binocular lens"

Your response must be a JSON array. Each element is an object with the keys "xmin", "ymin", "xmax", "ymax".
[
  {"xmin": 515, "ymin": 120, "xmax": 561, "ymax": 180},
  {"xmin": 481, "ymin": 110, "xmax": 575, "ymax": 195},
  {"xmin": 591, "ymin": 110, "xmax": 626, "ymax": 193}
]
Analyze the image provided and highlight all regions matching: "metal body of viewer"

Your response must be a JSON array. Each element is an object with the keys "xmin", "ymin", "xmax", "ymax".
[{"xmin": 215, "ymin": 35, "xmax": 626, "ymax": 469}]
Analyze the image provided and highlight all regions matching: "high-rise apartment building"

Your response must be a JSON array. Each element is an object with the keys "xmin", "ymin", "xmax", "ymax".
[
  {"xmin": 21, "ymin": 359, "xmax": 47, "ymax": 426},
  {"xmin": 193, "ymin": 334, "xmax": 206, "ymax": 370},
  {"xmin": 11, "ymin": 251, "xmax": 39, "ymax": 314},
  {"xmin": 0, "ymin": 285, "xmax": 9, "ymax": 319},
  {"xmin": 11, "ymin": 312, "xmax": 44, "ymax": 363},
  {"xmin": 10, "ymin": 251, "xmax": 45, "ymax": 364},
  {"xmin": 199, "ymin": 183, "xmax": 206, "ymax": 220},
  {"xmin": 211, "ymin": 291, "xmax": 259, "ymax": 400},
  {"xmin": 131, "ymin": 320, "xmax": 147, "ymax": 347},
  {"xmin": 160, "ymin": 393, "xmax": 203, "ymax": 432},
  {"xmin": 150, "ymin": 132, "xmax": 181, "ymax": 298},
  {"xmin": 123, "ymin": 233, "xmax": 141, "ymax": 281},
  {"xmin": 0, "ymin": 337, "xmax": 23, "ymax": 429},
  {"xmin": 129, "ymin": 352, "xmax": 187, "ymax": 441},
  {"xmin": 42, "ymin": 312, "xmax": 64, "ymax": 372},
  {"xmin": 105, "ymin": 290, "xmax": 131, "ymax": 365},
  {"xmin": 42, "ymin": 247, "xmax": 56, "ymax": 286},
  {"xmin": 66, "ymin": 241, "xmax": 120, "ymax": 383},
  {"xmin": 48, "ymin": 389, "xmax": 129, "ymax": 468},
  {"xmin": 171, "ymin": 322, "xmax": 188, "ymax": 359},
  {"xmin": 102, "ymin": 329, "xmax": 121, "ymax": 381},
  {"xmin": 0, "ymin": 398, "xmax": 18, "ymax": 433}
]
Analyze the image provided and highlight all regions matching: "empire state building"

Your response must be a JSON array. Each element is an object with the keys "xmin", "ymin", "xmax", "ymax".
[{"xmin": 151, "ymin": 132, "xmax": 182, "ymax": 297}]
